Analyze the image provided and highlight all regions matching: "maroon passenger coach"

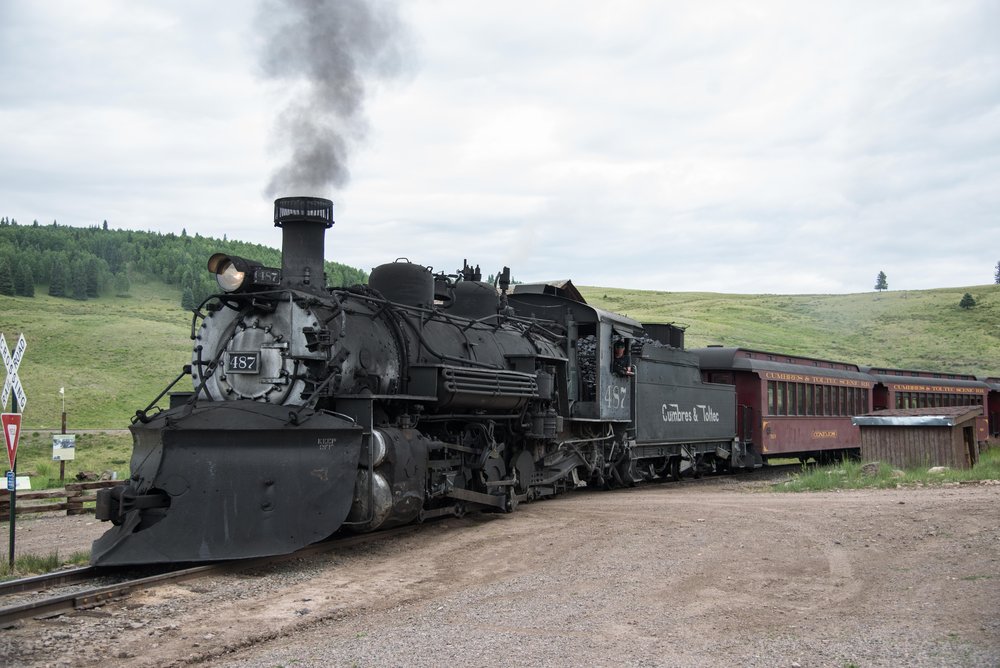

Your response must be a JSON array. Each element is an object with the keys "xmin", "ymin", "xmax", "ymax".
[
  {"xmin": 864, "ymin": 367, "xmax": 990, "ymax": 444},
  {"xmin": 985, "ymin": 377, "xmax": 1000, "ymax": 442},
  {"xmin": 693, "ymin": 347, "xmax": 874, "ymax": 463}
]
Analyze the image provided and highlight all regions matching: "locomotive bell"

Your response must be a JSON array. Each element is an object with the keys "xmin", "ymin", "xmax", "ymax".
[{"xmin": 274, "ymin": 196, "xmax": 334, "ymax": 292}]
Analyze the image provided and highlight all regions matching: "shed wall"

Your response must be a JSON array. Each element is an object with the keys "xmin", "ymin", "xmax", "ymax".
[{"xmin": 860, "ymin": 425, "xmax": 974, "ymax": 469}]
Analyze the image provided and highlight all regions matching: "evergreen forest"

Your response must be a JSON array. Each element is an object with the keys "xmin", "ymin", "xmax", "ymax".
[{"xmin": 0, "ymin": 217, "xmax": 367, "ymax": 308}]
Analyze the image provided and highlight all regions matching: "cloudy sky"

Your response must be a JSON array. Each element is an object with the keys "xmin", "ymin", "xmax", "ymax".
[{"xmin": 1, "ymin": 0, "xmax": 998, "ymax": 294}]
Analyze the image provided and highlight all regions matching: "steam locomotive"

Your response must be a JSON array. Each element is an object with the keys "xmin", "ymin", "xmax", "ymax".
[{"xmin": 91, "ymin": 197, "xmax": 749, "ymax": 566}]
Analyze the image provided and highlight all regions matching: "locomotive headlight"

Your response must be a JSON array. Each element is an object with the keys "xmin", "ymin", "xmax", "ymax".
[
  {"xmin": 208, "ymin": 253, "xmax": 251, "ymax": 292},
  {"xmin": 217, "ymin": 261, "xmax": 246, "ymax": 292},
  {"xmin": 207, "ymin": 253, "xmax": 280, "ymax": 293}
]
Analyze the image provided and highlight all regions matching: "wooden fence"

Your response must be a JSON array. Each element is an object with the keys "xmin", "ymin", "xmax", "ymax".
[{"xmin": 0, "ymin": 481, "xmax": 120, "ymax": 520}]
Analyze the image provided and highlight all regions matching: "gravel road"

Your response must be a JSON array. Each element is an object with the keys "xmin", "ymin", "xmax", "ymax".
[{"xmin": 2, "ymin": 476, "xmax": 999, "ymax": 667}]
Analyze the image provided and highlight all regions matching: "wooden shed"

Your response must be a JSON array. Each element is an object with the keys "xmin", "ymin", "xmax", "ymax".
[{"xmin": 852, "ymin": 406, "xmax": 982, "ymax": 470}]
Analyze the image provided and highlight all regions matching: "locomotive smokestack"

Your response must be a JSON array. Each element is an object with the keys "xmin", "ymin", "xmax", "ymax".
[{"xmin": 273, "ymin": 196, "xmax": 334, "ymax": 292}]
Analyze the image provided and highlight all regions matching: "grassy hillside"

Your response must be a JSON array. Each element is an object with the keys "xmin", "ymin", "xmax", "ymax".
[
  {"xmin": 580, "ymin": 284, "xmax": 1000, "ymax": 375},
  {"xmin": 0, "ymin": 280, "xmax": 190, "ymax": 430},
  {"xmin": 3, "ymin": 281, "xmax": 999, "ymax": 430}
]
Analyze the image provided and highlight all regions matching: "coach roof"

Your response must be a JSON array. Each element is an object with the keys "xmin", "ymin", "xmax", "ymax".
[{"xmin": 692, "ymin": 346, "xmax": 874, "ymax": 383}]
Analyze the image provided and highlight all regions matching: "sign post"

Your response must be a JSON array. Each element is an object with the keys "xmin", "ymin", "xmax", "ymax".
[{"xmin": 2, "ymin": 333, "xmax": 27, "ymax": 570}]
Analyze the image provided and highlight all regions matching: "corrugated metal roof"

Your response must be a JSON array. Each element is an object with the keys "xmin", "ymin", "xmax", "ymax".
[{"xmin": 852, "ymin": 406, "xmax": 982, "ymax": 427}]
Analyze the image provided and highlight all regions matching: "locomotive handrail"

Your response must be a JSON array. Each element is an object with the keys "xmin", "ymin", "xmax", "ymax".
[{"xmin": 133, "ymin": 365, "xmax": 191, "ymax": 424}]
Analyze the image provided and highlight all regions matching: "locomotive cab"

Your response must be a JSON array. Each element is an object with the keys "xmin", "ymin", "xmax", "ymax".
[{"xmin": 509, "ymin": 282, "xmax": 640, "ymax": 423}]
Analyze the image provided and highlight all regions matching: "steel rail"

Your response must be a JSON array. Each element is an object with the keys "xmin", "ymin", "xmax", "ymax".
[
  {"xmin": 0, "ymin": 566, "xmax": 98, "ymax": 597},
  {"xmin": 0, "ymin": 524, "xmax": 423, "ymax": 626}
]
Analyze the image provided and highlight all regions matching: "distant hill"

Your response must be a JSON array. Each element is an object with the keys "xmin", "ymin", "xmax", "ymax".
[
  {"xmin": 0, "ymin": 218, "xmax": 367, "ymax": 308},
  {"xmin": 580, "ymin": 284, "xmax": 1000, "ymax": 375},
  {"xmin": 2, "ymin": 250, "xmax": 998, "ymax": 428}
]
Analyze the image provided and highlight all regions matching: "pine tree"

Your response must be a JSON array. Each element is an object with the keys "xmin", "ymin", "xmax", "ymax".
[
  {"xmin": 71, "ymin": 259, "xmax": 88, "ymax": 300},
  {"xmin": 12, "ymin": 259, "xmax": 26, "ymax": 295},
  {"xmin": 48, "ymin": 258, "xmax": 66, "ymax": 297},
  {"xmin": 19, "ymin": 265, "xmax": 35, "ymax": 297},
  {"xmin": 874, "ymin": 271, "xmax": 888, "ymax": 292},
  {"xmin": 994, "ymin": 261, "xmax": 1000, "ymax": 284},
  {"xmin": 181, "ymin": 286, "xmax": 196, "ymax": 310},
  {"xmin": 85, "ymin": 258, "xmax": 101, "ymax": 297},
  {"xmin": 0, "ymin": 259, "xmax": 14, "ymax": 295},
  {"xmin": 960, "ymin": 293, "xmax": 976, "ymax": 309}
]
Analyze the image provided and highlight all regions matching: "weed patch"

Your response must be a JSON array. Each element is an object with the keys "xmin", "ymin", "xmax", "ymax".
[
  {"xmin": 774, "ymin": 447, "xmax": 1000, "ymax": 492},
  {"xmin": 0, "ymin": 549, "xmax": 90, "ymax": 579}
]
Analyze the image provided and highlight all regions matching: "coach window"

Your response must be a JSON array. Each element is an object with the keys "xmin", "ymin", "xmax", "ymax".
[
  {"xmin": 806, "ymin": 385, "xmax": 815, "ymax": 416},
  {"xmin": 815, "ymin": 386, "xmax": 824, "ymax": 416},
  {"xmin": 777, "ymin": 382, "xmax": 786, "ymax": 415},
  {"xmin": 797, "ymin": 384, "xmax": 806, "ymax": 416}
]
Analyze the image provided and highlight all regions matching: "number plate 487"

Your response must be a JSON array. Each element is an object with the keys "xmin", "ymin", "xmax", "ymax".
[{"xmin": 227, "ymin": 352, "xmax": 260, "ymax": 374}]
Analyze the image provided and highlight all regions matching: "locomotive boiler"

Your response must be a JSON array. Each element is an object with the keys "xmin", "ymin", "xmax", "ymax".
[{"xmin": 92, "ymin": 197, "xmax": 747, "ymax": 566}]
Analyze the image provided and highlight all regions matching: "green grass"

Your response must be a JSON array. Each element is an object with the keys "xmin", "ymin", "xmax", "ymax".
[
  {"xmin": 11, "ymin": 431, "xmax": 133, "ymax": 488},
  {"xmin": 0, "ymin": 549, "xmax": 90, "ymax": 579},
  {"xmin": 1, "ymin": 279, "xmax": 191, "ymax": 429},
  {"xmin": 580, "ymin": 283, "xmax": 1000, "ymax": 374},
  {"xmin": 3, "ymin": 277, "xmax": 1000, "ymax": 431},
  {"xmin": 774, "ymin": 447, "xmax": 1000, "ymax": 492}
]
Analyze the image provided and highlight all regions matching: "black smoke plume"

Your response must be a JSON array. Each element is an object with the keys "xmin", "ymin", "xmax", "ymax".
[{"xmin": 258, "ymin": 0, "xmax": 411, "ymax": 196}]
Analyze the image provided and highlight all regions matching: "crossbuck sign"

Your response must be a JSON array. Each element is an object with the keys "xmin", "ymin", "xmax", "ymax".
[{"xmin": 1, "ymin": 333, "xmax": 27, "ymax": 413}]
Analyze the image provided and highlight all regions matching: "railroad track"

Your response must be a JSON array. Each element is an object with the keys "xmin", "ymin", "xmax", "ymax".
[
  {"xmin": 0, "ymin": 463, "xmax": 803, "ymax": 626},
  {"xmin": 0, "ymin": 525, "xmax": 421, "ymax": 626}
]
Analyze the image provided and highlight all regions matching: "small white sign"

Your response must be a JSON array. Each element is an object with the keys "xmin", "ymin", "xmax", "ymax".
[{"xmin": 52, "ymin": 434, "xmax": 77, "ymax": 461}]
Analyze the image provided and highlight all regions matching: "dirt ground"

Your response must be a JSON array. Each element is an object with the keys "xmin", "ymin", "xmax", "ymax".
[{"xmin": 2, "ymin": 475, "xmax": 999, "ymax": 667}]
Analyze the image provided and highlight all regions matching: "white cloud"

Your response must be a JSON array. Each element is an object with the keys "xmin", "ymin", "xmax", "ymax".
[{"xmin": 1, "ymin": 0, "xmax": 998, "ymax": 293}]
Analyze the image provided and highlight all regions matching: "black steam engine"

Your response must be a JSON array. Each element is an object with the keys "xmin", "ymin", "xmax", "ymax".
[{"xmin": 92, "ymin": 197, "xmax": 750, "ymax": 566}]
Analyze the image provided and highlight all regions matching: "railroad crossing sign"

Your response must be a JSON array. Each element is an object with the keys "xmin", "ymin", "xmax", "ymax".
[
  {"xmin": 1, "ymin": 333, "xmax": 27, "ymax": 413},
  {"xmin": 3, "ymin": 413, "xmax": 22, "ymax": 471}
]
